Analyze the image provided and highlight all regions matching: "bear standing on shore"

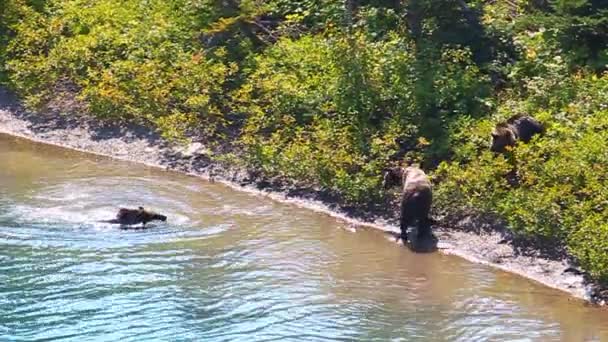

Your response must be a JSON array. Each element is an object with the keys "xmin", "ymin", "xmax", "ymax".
[
  {"xmin": 382, "ymin": 166, "xmax": 433, "ymax": 243},
  {"xmin": 490, "ymin": 114, "xmax": 544, "ymax": 153}
]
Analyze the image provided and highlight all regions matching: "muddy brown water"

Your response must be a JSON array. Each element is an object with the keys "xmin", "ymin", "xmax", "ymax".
[{"xmin": 1, "ymin": 133, "xmax": 608, "ymax": 341}]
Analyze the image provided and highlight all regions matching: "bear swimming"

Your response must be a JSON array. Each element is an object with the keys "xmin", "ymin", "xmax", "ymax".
[
  {"xmin": 382, "ymin": 166, "xmax": 433, "ymax": 243},
  {"xmin": 490, "ymin": 114, "xmax": 544, "ymax": 153},
  {"xmin": 100, "ymin": 207, "xmax": 167, "ymax": 227}
]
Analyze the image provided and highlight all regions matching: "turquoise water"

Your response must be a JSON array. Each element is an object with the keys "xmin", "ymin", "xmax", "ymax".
[{"xmin": 1, "ymin": 133, "xmax": 608, "ymax": 341}]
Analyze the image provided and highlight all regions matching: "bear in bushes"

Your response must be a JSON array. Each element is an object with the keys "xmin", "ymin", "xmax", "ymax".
[{"xmin": 490, "ymin": 115, "xmax": 544, "ymax": 153}]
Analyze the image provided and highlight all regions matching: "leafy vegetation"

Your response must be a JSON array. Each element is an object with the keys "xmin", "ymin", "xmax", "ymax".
[{"xmin": 1, "ymin": 1, "xmax": 608, "ymax": 280}]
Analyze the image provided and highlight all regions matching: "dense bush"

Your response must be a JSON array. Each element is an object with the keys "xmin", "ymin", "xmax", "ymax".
[
  {"xmin": 2, "ymin": 0, "xmax": 608, "ymax": 281},
  {"xmin": 4, "ymin": 0, "xmax": 235, "ymax": 140},
  {"xmin": 435, "ymin": 71, "xmax": 608, "ymax": 281},
  {"xmin": 521, "ymin": 0, "xmax": 608, "ymax": 71},
  {"xmin": 235, "ymin": 32, "xmax": 489, "ymax": 203},
  {"xmin": 0, "ymin": 0, "xmax": 29, "ymax": 83}
]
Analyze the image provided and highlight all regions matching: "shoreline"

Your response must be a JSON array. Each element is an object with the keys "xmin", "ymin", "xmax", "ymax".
[{"xmin": 0, "ymin": 87, "xmax": 601, "ymax": 305}]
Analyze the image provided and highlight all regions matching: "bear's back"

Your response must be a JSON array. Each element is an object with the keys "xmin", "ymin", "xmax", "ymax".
[
  {"xmin": 403, "ymin": 167, "xmax": 431, "ymax": 192},
  {"xmin": 116, "ymin": 208, "xmax": 143, "ymax": 224}
]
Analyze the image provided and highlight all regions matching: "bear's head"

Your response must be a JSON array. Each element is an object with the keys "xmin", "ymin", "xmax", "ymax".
[
  {"xmin": 490, "ymin": 123, "xmax": 517, "ymax": 153},
  {"xmin": 382, "ymin": 167, "xmax": 404, "ymax": 189}
]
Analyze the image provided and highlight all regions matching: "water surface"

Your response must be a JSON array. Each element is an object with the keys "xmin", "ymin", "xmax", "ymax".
[{"xmin": 1, "ymin": 134, "xmax": 607, "ymax": 341}]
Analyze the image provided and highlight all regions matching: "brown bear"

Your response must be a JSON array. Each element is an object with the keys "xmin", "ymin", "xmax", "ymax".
[
  {"xmin": 490, "ymin": 114, "xmax": 544, "ymax": 153},
  {"xmin": 382, "ymin": 166, "xmax": 433, "ymax": 243},
  {"xmin": 100, "ymin": 207, "xmax": 167, "ymax": 227}
]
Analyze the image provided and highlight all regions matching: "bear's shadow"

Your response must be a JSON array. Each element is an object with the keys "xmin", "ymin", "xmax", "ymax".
[
  {"xmin": 119, "ymin": 224, "xmax": 159, "ymax": 230},
  {"xmin": 386, "ymin": 230, "xmax": 438, "ymax": 253}
]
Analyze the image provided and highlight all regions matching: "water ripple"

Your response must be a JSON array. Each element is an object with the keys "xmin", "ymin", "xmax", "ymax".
[{"xmin": 2, "ymin": 135, "xmax": 608, "ymax": 341}]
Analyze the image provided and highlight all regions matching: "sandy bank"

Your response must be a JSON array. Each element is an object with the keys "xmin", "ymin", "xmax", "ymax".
[{"xmin": 0, "ymin": 86, "xmax": 602, "ymax": 305}]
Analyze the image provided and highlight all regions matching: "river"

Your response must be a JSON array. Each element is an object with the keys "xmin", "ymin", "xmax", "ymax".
[{"xmin": 1, "ymin": 133, "xmax": 607, "ymax": 341}]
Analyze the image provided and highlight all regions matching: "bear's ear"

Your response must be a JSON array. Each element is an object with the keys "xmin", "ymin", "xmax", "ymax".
[
  {"xmin": 138, "ymin": 206, "xmax": 144, "ymax": 210},
  {"xmin": 491, "ymin": 131, "xmax": 499, "ymax": 138}
]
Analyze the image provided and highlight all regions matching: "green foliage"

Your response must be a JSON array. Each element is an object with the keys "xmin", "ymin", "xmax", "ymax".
[
  {"xmin": 437, "ymin": 72, "xmax": 608, "ymax": 280},
  {"xmin": 0, "ymin": 0, "xmax": 35, "ymax": 83},
  {"xmin": 236, "ymin": 31, "xmax": 489, "ymax": 204},
  {"xmin": 5, "ymin": 0, "xmax": 234, "ymax": 139},
  {"xmin": 515, "ymin": 0, "xmax": 608, "ymax": 71}
]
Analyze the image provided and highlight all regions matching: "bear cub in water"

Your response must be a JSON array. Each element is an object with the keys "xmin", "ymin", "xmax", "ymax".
[
  {"xmin": 100, "ymin": 207, "xmax": 167, "ymax": 227},
  {"xmin": 382, "ymin": 166, "xmax": 433, "ymax": 243},
  {"xmin": 490, "ymin": 114, "xmax": 544, "ymax": 153}
]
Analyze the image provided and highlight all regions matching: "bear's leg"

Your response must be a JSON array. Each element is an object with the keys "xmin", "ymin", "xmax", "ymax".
[
  {"xmin": 416, "ymin": 217, "xmax": 433, "ymax": 239},
  {"xmin": 412, "ymin": 191, "xmax": 433, "ymax": 240},
  {"xmin": 400, "ymin": 200, "xmax": 415, "ymax": 242}
]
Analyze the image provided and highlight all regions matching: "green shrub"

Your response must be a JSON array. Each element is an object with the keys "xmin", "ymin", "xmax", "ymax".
[
  {"xmin": 236, "ymin": 31, "xmax": 490, "ymax": 204},
  {"xmin": 436, "ymin": 72, "xmax": 608, "ymax": 280},
  {"xmin": 0, "ymin": 0, "xmax": 20, "ymax": 83},
  {"xmin": 5, "ymin": 0, "xmax": 234, "ymax": 140}
]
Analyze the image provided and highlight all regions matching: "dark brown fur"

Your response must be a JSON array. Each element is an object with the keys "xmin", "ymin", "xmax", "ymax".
[
  {"xmin": 490, "ymin": 114, "xmax": 544, "ymax": 153},
  {"xmin": 100, "ymin": 207, "xmax": 167, "ymax": 227},
  {"xmin": 383, "ymin": 166, "xmax": 433, "ymax": 242}
]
